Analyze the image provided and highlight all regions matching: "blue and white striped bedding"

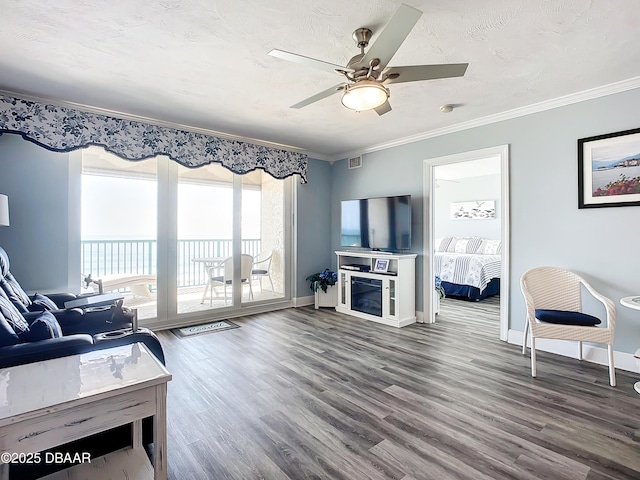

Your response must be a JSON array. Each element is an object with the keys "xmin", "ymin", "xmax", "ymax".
[{"xmin": 434, "ymin": 252, "xmax": 501, "ymax": 293}]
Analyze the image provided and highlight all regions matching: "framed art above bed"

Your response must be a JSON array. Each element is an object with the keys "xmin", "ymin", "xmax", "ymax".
[{"xmin": 450, "ymin": 200, "xmax": 496, "ymax": 219}]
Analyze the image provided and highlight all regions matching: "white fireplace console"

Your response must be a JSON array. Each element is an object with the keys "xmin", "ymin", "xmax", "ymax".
[{"xmin": 335, "ymin": 251, "xmax": 416, "ymax": 328}]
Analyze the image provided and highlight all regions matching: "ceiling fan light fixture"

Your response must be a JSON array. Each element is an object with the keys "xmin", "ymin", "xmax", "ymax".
[{"xmin": 341, "ymin": 80, "xmax": 389, "ymax": 111}]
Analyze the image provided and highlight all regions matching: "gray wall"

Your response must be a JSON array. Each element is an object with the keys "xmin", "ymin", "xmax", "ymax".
[
  {"xmin": 331, "ymin": 88, "xmax": 640, "ymax": 354},
  {"xmin": 435, "ymin": 174, "xmax": 501, "ymax": 239},
  {"xmin": 0, "ymin": 134, "xmax": 81, "ymax": 292},
  {"xmin": 295, "ymin": 158, "xmax": 333, "ymax": 298}
]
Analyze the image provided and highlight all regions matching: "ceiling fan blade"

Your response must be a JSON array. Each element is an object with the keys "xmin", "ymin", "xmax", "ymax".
[
  {"xmin": 358, "ymin": 4, "xmax": 422, "ymax": 71},
  {"xmin": 375, "ymin": 101, "xmax": 392, "ymax": 116},
  {"xmin": 384, "ymin": 63, "xmax": 468, "ymax": 84},
  {"xmin": 268, "ymin": 49, "xmax": 353, "ymax": 75},
  {"xmin": 291, "ymin": 84, "xmax": 345, "ymax": 109}
]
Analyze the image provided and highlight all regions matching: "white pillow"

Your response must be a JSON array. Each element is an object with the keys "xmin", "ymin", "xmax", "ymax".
[
  {"xmin": 484, "ymin": 239, "xmax": 502, "ymax": 255},
  {"xmin": 465, "ymin": 237, "xmax": 484, "ymax": 254},
  {"xmin": 446, "ymin": 237, "xmax": 460, "ymax": 252},
  {"xmin": 436, "ymin": 237, "xmax": 454, "ymax": 252},
  {"xmin": 454, "ymin": 238, "xmax": 470, "ymax": 253}
]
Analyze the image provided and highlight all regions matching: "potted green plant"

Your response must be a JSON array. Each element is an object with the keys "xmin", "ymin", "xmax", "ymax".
[
  {"xmin": 435, "ymin": 275, "xmax": 446, "ymax": 299},
  {"xmin": 434, "ymin": 275, "xmax": 445, "ymax": 315},
  {"xmin": 306, "ymin": 269, "xmax": 338, "ymax": 309}
]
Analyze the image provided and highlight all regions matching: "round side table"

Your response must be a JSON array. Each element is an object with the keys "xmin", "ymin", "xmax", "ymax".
[{"xmin": 619, "ymin": 296, "xmax": 640, "ymax": 394}]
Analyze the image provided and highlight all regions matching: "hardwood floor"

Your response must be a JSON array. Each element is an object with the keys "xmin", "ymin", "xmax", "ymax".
[{"xmin": 156, "ymin": 298, "xmax": 640, "ymax": 480}]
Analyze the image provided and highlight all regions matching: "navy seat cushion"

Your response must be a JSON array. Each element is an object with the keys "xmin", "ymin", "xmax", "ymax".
[
  {"xmin": 535, "ymin": 309, "xmax": 601, "ymax": 326},
  {"xmin": 212, "ymin": 276, "xmax": 249, "ymax": 284},
  {"xmin": 19, "ymin": 311, "xmax": 63, "ymax": 343}
]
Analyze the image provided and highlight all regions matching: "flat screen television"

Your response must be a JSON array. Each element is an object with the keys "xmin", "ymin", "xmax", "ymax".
[{"xmin": 341, "ymin": 195, "xmax": 411, "ymax": 251}]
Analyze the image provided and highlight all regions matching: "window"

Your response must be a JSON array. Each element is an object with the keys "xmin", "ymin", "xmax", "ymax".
[{"xmin": 81, "ymin": 147, "xmax": 292, "ymax": 326}]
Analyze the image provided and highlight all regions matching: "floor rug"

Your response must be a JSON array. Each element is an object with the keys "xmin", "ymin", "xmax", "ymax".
[{"xmin": 171, "ymin": 320, "xmax": 239, "ymax": 338}]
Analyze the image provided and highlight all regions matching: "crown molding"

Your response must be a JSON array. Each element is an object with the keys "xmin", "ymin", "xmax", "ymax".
[
  {"xmin": 305, "ymin": 152, "xmax": 332, "ymax": 161},
  {"xmin": 4, "ymin": 75, "xmax": 640, "ymax": 164},
  {"xmin": 329, "ymin": 76, "xmax": 640, "ymax": 162},
  {"xmin": 0, "ymin": 88, "xmax": 325, "ymax": 158}
]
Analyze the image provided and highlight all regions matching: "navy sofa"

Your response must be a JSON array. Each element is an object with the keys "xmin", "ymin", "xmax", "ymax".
[
  {"xmin": 0, "ymin": 246, "xmax": 164, "ymax": 366},
  {"xmin": 0, "ymin": 246, "xmax": 166, "ymax": 478}
]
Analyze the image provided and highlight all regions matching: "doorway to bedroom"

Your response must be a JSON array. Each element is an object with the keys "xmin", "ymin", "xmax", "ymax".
[{"xmin": 423, "ymin": 145, "xmax": 509, "ymax": 341}]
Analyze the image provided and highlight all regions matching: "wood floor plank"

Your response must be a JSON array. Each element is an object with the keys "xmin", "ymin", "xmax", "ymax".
[
  {"xmin": 370, "ymin": 438, "xmax": 496, "ymax": 480},
  {"xmin": 155, "ymin": 297, "xmax": 640, "ymax": 479},
  {"xmin": 513, "ymin": 453, "xmax": 590, "ymax": 480}
]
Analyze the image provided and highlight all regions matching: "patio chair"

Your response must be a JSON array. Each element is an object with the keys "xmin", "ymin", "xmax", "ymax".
[
  {"xmin": 252, "ymin": 250, "xmax": 274, "ymax": 292},
  {"xmin": 203, "ymin": 254, "xmax": 254, "ymax": 305}
]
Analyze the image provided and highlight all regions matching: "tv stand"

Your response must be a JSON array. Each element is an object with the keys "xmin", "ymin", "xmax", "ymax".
[{"xmin": 335, "ymin": 251, "xmax": 416, "ymax": 328}]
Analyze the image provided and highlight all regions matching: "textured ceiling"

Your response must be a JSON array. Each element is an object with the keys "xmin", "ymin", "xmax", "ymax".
[{"xmin": 1, "ymin": 0, "xmax": 640, "ymax": 159}]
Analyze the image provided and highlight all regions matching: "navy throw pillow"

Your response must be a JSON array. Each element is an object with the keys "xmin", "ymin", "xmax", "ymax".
[
  {"xmin": 535, "ymin": 309, "xmax": 601, "ymax": 326},
  {"xmin": 30, "ymin": 293, "xmax": 59, "ymax": 311},
  {"xmin": 19, "ymin": 311, "xmax": 63, "ymax": 342}
]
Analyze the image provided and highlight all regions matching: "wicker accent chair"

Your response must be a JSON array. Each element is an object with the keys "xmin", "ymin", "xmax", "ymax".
[{"xmin": 520, "ymin": 266, "xmax": 616, "ymax": 386}]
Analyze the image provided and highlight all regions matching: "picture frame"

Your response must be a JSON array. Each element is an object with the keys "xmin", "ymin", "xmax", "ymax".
[
  {"xmin": 578, "ymin": 127, "xmax": 640, "ymax": 209},
  {"xmin": 373, "ymin": 258, "xmax": 389, "ymax": 273},
  {"xmin": 450, "ymin": 200, "xmax": 495, "ymax": 219}
]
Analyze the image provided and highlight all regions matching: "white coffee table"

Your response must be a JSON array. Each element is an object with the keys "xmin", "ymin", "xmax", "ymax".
[
  {"xmin": 619, "ymin": 296, "xmax": 640, "ymax": 395},
  {"xmin": 0, "ymin": 343, "xmax": 171, "ymax": 479}
]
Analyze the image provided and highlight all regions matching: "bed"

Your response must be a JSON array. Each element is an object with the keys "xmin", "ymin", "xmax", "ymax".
[{"xmin": 434, "ymin": 237, "xmax": 501, "ymax": 301}]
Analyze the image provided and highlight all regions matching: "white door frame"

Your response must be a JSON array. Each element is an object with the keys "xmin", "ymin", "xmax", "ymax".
[{"xmin": 422, "ymin": 145, "xmax": 510, "ymax": 341}]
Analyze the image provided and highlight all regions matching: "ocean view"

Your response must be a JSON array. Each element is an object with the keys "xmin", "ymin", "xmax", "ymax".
[
  {"xmin": 591, "ymin": 165, "xmax": 640, "ymax": 192},
  {"xmin": 81, "ymin": 238, "xmax": 261, "ymax": 288}
]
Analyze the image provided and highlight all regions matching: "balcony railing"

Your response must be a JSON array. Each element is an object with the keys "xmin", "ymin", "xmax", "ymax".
[{"xmin": 81, "ymin": 239, "xmax": 261, "ymax": 288}]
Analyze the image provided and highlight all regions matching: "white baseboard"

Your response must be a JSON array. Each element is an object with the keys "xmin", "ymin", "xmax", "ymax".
[
  {"xmin": 293, "ymin": 295, "xmax": 315, "ymax": 307},
  {"xmin": 415, "ymin": 310, "xmax": 425, "ymax": 323},
  {"xmin": 508, "ymin": 329, "xmax": 639, "ymax": 374},
  {"xmin": 146, "ymin": 300, "xmax": 294, "ymax": 331}
]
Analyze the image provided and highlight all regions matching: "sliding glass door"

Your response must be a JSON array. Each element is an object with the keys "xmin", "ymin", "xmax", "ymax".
[
  {"xmin": 80, "ymin": 147, "xmax": 158, "ymax": 319},
  {"xmin": 241, "ymin": 171, "xmax": 286, "ymax": 304},
  {"xmin": 176, "ymin": 162, "xmax": 236, "ymax": 312},
  {"xmin": 175, "ymin": 164, "xmax": 289, "ymax": 315},
  {"xmin": 81, "ymin": 149, "xmax": 292, "ymax": 327}
]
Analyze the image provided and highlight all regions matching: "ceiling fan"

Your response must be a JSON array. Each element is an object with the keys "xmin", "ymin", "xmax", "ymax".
[{"xmin": 268, "ymin": 3, "xmax": 468, "ymax": 115}]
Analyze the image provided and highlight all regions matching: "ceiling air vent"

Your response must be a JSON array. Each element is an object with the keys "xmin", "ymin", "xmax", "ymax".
[{"xmin": 348, "ymin": 156, "xmax": 362, "ymax": 169}]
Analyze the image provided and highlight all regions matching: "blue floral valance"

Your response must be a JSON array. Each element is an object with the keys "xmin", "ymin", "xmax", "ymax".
[{"xmin": 0, "ymin": 95, "xmax": 307, "ymax": 182}]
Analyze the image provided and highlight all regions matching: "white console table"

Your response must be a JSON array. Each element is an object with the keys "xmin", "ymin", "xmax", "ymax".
[
  {"xmin": 335, "ymin": 251, "xmax": 416, "ymax": 328},
  {"xmin": 0, "ymin": 343, "xmax": 171, "ymax": 480},
  {"xmin": 620, "ymin": 296, "xmax": 640, "ymax": 395}
]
